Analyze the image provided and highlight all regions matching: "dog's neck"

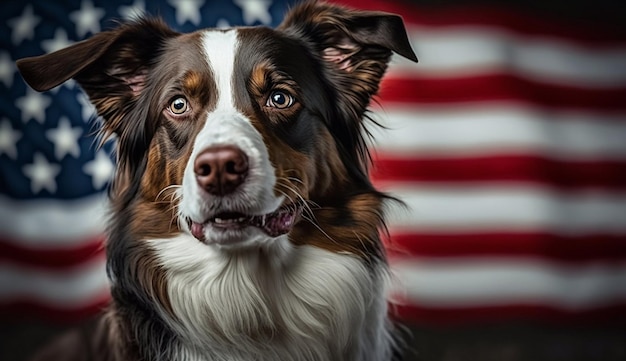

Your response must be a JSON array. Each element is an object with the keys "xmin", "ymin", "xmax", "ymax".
[{"xmin": 107, "ymin": 234, "xmax": 392, "ymax": 361}]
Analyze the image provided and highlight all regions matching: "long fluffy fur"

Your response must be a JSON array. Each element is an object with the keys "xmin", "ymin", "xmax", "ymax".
[{"xmin": 151, "ymin": 235, "xmax": 392, "ymax": 361}]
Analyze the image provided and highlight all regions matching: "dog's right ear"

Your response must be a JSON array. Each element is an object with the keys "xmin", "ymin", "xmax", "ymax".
[{"xmin": 17, "ymin": 17, "xmax": 178, "ymax": 132}]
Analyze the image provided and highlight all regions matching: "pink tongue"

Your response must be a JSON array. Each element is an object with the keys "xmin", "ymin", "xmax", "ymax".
[{"xmin": 191, "ymin": 222, "xmax": 205, "ymax": 241}]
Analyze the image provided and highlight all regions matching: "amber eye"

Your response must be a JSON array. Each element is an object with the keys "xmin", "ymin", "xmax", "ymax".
[
  {"xmin": 169, "ymin": 97, "xmax": 189, "ymax": 115},
  {"xmin": 266, "ymin": 90, "xmax": 294, "ymax": 109}
]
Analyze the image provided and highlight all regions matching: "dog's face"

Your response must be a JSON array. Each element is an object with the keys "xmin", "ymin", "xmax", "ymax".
[
  {"xmin": 171, "ymin": 28, "xmax": 349, "ymax": 248},
  {"xmin": 136, "ymin": 28, "xmax": 316, "ymax": 249},
  {"xmin": 18, "ymin": 3, "xmax": 416, "ymax": 254}
]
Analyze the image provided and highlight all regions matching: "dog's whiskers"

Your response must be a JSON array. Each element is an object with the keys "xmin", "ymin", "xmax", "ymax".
[
  {"xmin": 276, "ymin": 177, "xmax": 339, "ymax": 245},
  {"xmin": 155, "ymin": 184, "xmax": 182, "ymax": 203},
  {"xmin": 152, "ymin": 185, "xmax": 183, "ymax": 232},
  {"xmin": 276, "ymin": 178, "xmax": 317, "ymax": 217}
]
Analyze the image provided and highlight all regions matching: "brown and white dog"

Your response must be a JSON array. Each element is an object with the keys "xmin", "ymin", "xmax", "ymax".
[{"xmin": 18, "ymin": 2, "xmax": 417, "ymax": 360}]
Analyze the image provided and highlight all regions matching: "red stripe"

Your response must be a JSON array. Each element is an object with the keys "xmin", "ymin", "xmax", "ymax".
[
  {"xmin": 385, "ymin": 233, "xmax": 626, "ymax": 263},
  {"xmin": 371, "ymin": 154, "xmax": 626, "ymax": 190},
  {"xmin": 0, "ymin": 293, "xmax": 110, "ymax": 323},
  {"xmin": 390, "ymin": 301, "xmax": 626, "ymax": 326},
  {"xmin": 330, "ymin": 0, "xmax": 626, "ymax": 45},
  {"xmin": 378, "ymin": 75, "xmax": 626, "ymax": 110},
  {"xmin": 0, "ymin": 236, "xmax": 106, "ymax": 269}
]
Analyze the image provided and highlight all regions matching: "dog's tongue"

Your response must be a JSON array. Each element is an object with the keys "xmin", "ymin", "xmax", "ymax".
[{"xmin": 190, "ymin": 222, "xmax": 206, "ymax": 241}]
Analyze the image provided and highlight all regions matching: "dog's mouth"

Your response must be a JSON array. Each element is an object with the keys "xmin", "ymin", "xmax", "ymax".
[{"xmin": 188, "ymin": 205, "xmax": 302, "ymax": 243}]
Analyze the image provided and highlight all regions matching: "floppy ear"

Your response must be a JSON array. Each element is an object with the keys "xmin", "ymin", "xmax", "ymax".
[
  {"xmin": 279, "ymin": 3, "xmax": 417, "ymax": 102},
  {"xmin": 17, "ymin": 18, "xmax": 179, "ymax": 136},
  {"xmin": 18, "ymin": 18, "xmax": 179, "ymax": 204},
  {"xmin": 278, "ymin": 2, "xmax": 417, "ymax": 165}
]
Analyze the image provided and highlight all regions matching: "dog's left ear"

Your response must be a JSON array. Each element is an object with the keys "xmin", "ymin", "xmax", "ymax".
[
  {"xmin": 278, "ymin": 2, "xmax": 417, "ymax": 112},
  {"xmin": 17, "ymin": 18, "xmax": 179, "ymax": 137}
]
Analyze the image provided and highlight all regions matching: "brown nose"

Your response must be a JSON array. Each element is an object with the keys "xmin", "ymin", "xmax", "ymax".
[{"xmin": 194, "ymin": 146, "xmax": 248, "ymax": 195}]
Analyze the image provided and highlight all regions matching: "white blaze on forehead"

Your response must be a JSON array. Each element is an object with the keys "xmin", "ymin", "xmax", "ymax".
[{"xmin": 201, "ymin": 29, "xmax": 238, "ymax": 109}]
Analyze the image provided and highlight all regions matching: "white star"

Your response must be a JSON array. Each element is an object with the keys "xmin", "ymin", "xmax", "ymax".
[
  {"xmin": 41, "ymin": 28, "xmax": 74, "ymax": 53},
  {"xmin": 167, "ymin": 0, "xmax": 205, "ymax": 26},
  {"xmin": 16, "ymin": 88, "xmax": 52, "ymax": 124},
  {"xmin": 216, "ymin": 18, "xmax": 230, "ymax": 29},
  {"xmin": 0, "ymin": 52, "xmax": 14, "ymax": 88},
  {"xmin": 69, "ymin": 0, "xmax": 106, "ymax": 38},
  {"xmin": 7, "ymin": 5, "xmax": 41, "ymax": 45},
  {"xmin": 118, "ymin": 0, "xmax": 146, "ymax": 20},
  {"xmin": 23, "ymin": 153, "xmax": 61, "ymax": 194},
  {"xmin": 234, "ymin": 0, "xmax": 272, "ymax": 25},
  {"xmin": 77, "ymin": 92, "xmax": 97, "ymax": 123},
  {"xmin": 46, "ymin": 117, "xmax": 83, "ymax": 160},
  {"xmin": 83, "ymin": 150, "xmax": 114, "ymax": 189},
  {"xmin": 0, "ymin": 119, "xmax": 22, "ymax": 159}
]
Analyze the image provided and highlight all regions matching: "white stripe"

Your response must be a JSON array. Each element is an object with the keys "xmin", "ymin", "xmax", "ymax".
[
  {"xmin": 202, "ymin": 29, "xmax": 237, "ymax": 110},
  {"xmin": 391, "ymin": 258, "xmax": 626, "ymax": 309},
  {"xmin": 0, "ymin": 258, "xmax": 108, "ymax": 307},
  {"xmin": 369, "ymin": 105, "xmax": 626, "ymax": 160},
  {"xmin": 0, "ymin": 194, "xmax": 108, "ymax": 246},
  {"xmin": 384, "ymin": 184, "xmax": 626, "ymax": 234},
  {"xmin": 390, "ymin": 26, "xmax": 626, "ymax": 88}
]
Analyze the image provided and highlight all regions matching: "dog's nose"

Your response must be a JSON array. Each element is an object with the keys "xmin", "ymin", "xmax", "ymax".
[{"xmin": 194, "ymin": 146, "xmax": 248, "ymax": 195}]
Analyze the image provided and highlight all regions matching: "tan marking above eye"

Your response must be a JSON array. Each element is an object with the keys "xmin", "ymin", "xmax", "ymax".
[{"xmin": 169, "ymin": 96, "xmax": 189, "ymax": 115}]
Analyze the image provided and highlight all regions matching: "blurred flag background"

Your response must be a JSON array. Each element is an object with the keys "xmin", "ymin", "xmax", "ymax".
[{"xmin": 1, "ymin": 1, "xmax": 625, "ymax": 360}]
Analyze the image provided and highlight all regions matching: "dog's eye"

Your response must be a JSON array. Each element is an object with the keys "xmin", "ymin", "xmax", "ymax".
[
  {"xmin": 266, "ymin": 90, "xmax": 294, "ymax": 109},
  {"xmin": 169, "ymin": 97, "xmax": 189, "ymax": 115}
]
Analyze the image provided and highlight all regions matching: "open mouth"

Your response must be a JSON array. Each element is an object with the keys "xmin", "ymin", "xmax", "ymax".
[{"xmin": 188, "ymin": 204, "xmax": 301, "ymax": 242}]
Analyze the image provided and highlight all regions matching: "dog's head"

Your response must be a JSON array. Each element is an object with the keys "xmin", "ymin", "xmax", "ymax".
[{"xmin": 17, "ymin": 3, "xmax": 416, "ymax": 258}]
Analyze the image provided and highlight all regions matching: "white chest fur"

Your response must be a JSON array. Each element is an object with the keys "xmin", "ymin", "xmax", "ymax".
[{"xmin": 148, "ymin": 234, "xmax": 392, "ymax": 361}]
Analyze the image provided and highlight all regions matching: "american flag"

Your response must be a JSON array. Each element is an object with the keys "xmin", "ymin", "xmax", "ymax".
[
  {"xmin": 343, "ymin": 0, "xmax": 626, "ymax": 327},
  {"xmin": 2, "ymin": 0, "xmax": 626, "ymax": 350}
]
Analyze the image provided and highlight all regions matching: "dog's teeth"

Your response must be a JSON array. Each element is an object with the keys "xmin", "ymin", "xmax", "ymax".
[{"xmin": 214, "ymin": 217, "xmax": 247, "ymax": 224}]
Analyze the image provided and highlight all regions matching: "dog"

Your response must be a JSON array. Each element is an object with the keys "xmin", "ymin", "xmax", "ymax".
[{"xmin": 17, "ymin": 2, "xmax": 417, "ymax": 360}]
